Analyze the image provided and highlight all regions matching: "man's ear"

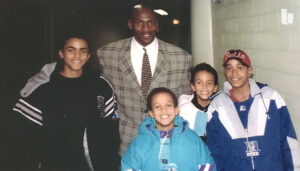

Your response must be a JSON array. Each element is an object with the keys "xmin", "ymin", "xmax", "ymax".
[
  {"xmin": 58, "ymin": 50, "xmax": 64, "ymax": 59},
  {"xmin": 128, "ymin": 19, "xmax": 133, "ymax": 30},
  {"xmin": 148, "ymin": 110, "xmax": 154, "ymax": 118}
]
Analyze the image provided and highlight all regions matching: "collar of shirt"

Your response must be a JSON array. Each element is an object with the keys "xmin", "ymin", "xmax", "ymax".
[
  {"xmin": 130, "ymin": 37, "xmax": 158, "ymax": 85},
  {"xmin": 160, "ymin": 128, "xmax": 174, "ymax": 138},
  {"xmin": 191, "ymin": 92, "xmax": 209, "ymax": 112}
]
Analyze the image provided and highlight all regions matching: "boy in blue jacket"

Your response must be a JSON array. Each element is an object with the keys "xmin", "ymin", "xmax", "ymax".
[
  {"xmin": 122, "ymin": 87, "xmax": 216, "ymax": 171},
  {"xmin": 206, "ymin": 49, "xmax": 300, "ymax": 171}
]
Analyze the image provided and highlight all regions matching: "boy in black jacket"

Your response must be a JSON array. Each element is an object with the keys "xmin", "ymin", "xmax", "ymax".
[{"xmin": 10, "ymin": 34, "xmax": 120, "ymax": 171}]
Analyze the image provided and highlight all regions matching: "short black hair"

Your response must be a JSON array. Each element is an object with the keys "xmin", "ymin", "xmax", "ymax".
[
  {"xmin": 56, "ymin": 32, "xmax": 90, "ymax": 72},
  {"xmin": 147, "ymin": 87, "xmax": 178, "ymax": 111},
  {"xmin": 128, "ymin": 2, "xmax": 157, "ymax": 20},
  {"xmin": 190, "ymin": 63, "xmax": 218, "ymax": 85},
  {"xmin": 59, "ymin": 32, "xmax": 90, "ymax": 52}
]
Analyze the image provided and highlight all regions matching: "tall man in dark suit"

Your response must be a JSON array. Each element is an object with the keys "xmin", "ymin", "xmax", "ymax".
[{"xmin": 97, "ymin": 4, "xmax": 192, "ymax": 156}]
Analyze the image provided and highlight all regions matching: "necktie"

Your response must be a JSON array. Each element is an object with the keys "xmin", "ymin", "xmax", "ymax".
[{"xmin": 141, "ymin": 47, "xmax": 152, "ymax": 98}]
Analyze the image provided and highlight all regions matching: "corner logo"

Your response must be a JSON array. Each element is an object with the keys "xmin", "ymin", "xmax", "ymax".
[
  {"xmin": 245, "ymin": 141, "xmax": 260, "ymax": 157},
  {"xmin": 240, "ymin": 105, "xmax": 246, "ymax": 111}
]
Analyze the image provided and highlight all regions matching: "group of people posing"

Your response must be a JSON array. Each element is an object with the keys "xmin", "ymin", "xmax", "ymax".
[{"xmin": 10, "ymin": 3, "xmax": 300, "ymax": 171}]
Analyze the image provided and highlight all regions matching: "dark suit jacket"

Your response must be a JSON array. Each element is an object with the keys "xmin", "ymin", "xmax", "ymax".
[{"xmin": 97, "ymin": 37, "xmax": 192, "ymax": 155}]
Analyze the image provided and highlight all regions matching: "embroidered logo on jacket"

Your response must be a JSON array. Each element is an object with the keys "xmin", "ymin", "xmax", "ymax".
[
  {"xmin": 240, "ymin": 105, "xmax": 246, "ymax": 111},
  {"xmin": 245, "ymin": 141, "xmax": 260, "ymax": 157},
  {"xmin": 97, "ymin": 95, "xmax": 105, "ymax": 117}
]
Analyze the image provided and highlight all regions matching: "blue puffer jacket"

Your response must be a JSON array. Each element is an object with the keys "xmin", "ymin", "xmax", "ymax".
[{"xmin": 121, "ymin": 115, "xmax": 216, "ymax": 171}]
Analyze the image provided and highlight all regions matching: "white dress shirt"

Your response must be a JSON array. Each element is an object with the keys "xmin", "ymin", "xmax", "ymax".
[{"xmin": 130, "ymin": 37, "xmax": 158, "ymax": 85}]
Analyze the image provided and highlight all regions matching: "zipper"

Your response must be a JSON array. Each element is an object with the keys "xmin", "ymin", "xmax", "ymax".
[{"xmin": 245, "ymin": 128, "xmax": 255, "ymax": 171}]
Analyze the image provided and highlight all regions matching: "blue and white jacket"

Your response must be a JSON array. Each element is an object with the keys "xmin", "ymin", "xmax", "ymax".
[
  {"xmin": 178, "ymin": 94, "xmax": 209, "ymax": 137},
  {"xmin": 179, "ymin": 92, "xmax": 221, "ymax": 137},
  {"xmin": 121, "ymin": 116, "xmax": 216, "ymax": 171},
  {"xmin": 206, "ymin": 78, "xmax": 300, "ymax": 171}
]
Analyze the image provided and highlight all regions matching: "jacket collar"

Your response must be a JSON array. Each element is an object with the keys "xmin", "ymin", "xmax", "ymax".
[
  {"xmin": 140, "ymin": 116, "xmax": 188, "ymax": 140},
  {"xmin": 224, "ymin": 78, "xmax": 261, "ymax": 98}
]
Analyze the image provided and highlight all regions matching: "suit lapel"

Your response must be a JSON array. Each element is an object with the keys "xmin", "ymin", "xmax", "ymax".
[
  {"xmin": 118, "ymin": 38, "xmax": 145, "ymax": 98},
  {"xmin": 118, "ymin": 39, "xmax": 169, "ymax": 99},
  {"xmin": 149, "ymin": 40, "xmax": 169, "ymax": 90}
]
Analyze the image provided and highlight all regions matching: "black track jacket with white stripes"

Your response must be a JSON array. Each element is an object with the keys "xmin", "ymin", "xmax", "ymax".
[{"xmin": 10, "ymin": 62, "xmax": 120, "ymax": 171}]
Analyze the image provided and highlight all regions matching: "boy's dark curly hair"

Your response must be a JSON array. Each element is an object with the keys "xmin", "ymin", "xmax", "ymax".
[
  {"xmin": 147, "ymin": 87, "xmax": 178, "ymax": 111},
  {"xmin": 190, "ymin": 63, "xmax": 218, "ymax": 86}
]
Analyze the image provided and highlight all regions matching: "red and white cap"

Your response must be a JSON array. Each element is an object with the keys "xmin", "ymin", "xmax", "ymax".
[{"xmin": 223, "ymin": 49, "xmax": 251, "ymax": 67}]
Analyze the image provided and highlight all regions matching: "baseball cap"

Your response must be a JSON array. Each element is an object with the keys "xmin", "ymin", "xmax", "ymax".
[{"xmin": 223, "ymin": 49, "xmax": 251, "ymax": 67}]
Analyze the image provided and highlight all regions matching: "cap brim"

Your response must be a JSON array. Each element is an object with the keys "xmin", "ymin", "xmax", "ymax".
[{"xmin": 223, "ymin": 57, "xmax": 249, "ymax": 67}]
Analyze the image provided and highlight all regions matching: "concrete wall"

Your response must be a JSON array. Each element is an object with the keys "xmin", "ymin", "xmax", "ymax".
[
  {"xmin": 191, "ymin": 0, "xmax": 214, "ymax": 65},
  {"xmin": 211, "ymin": 0, "xmax": 300, "ymax": 137}
]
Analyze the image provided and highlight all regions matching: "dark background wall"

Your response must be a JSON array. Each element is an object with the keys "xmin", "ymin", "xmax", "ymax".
[
  {"xmin": 0, "ymin": 0, "xmax": 191, "ymax": 169},
  {"xmin": 0, "ymin": 0, "xmax": 191, "ymax": 110}
]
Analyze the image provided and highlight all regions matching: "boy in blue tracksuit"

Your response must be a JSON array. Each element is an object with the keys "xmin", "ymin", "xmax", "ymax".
[
  {"xmin": 206, "ymin": 49, "xmax": 300, "ymax": 171},
  {"xmin": 122, "ymin": 87, "xmax": 216, "ymax": 171}
]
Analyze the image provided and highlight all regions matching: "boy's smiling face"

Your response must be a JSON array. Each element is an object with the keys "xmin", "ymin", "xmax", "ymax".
[
  {"xmin": 148, "ymin": 92, "xmax": 178, "ymax": 131},
  {"xmin": 224, "ymin": 59, "xmax": 252, "ymax": 90},
  {"xmin": 191, "ymin": 70, "xmax": 217, "ymax": 106},
  {"xmin": 59, "ymin": 38, "xmax": 90, "ymax": 78}
]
